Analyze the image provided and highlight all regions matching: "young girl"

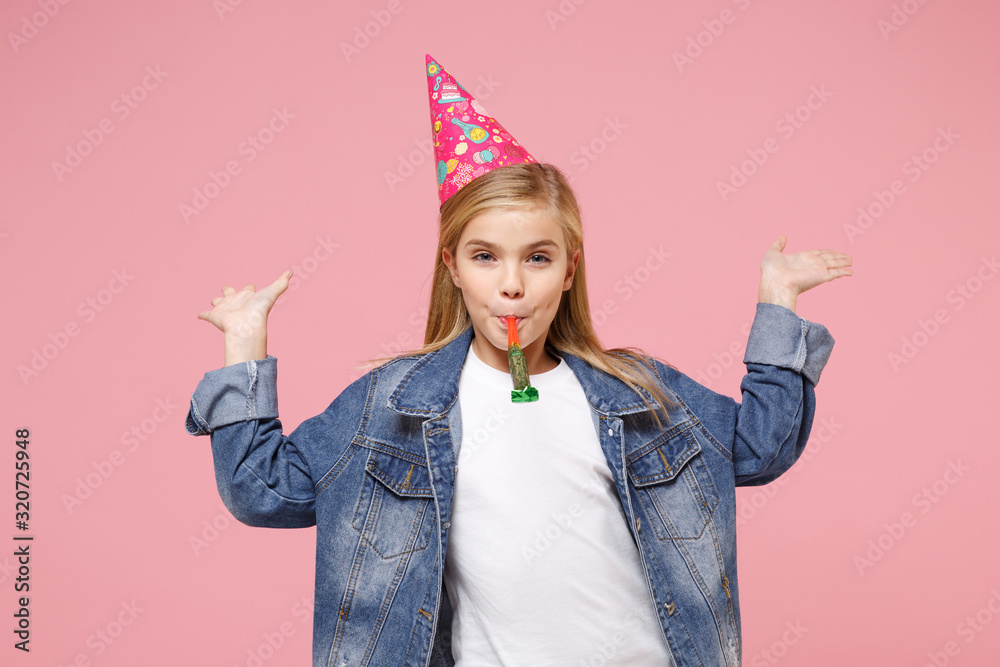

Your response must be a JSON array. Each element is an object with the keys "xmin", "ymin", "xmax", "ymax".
[{"xmin": 186, "ymin": 55, "xmax": 852, "ymax": 667}]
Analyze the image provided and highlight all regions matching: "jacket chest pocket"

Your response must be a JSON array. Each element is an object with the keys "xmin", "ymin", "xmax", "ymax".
[
  {"xmin": 626, "ymin": 425, "xmax": 720, "ymax": 541},
  {"xmin": 352, "ymin": 448, "xmax": 434, "ymax": 559}
]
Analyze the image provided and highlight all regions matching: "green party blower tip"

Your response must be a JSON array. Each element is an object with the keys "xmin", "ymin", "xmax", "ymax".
[{"xmin": 506, "ymin": 317, "xmax": 538, "ymax": 403}]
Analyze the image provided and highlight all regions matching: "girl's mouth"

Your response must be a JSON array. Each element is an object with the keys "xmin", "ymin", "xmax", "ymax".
[{"xmin": 497, "ymin": 316, "xmax": 524, "ymax": 328}]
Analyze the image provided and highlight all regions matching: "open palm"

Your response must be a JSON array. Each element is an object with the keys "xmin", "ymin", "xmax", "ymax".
[
  {"xmin": 760, "ymin": 235, "xmax": 853, "ymax": 299},
  {"xmin": 197, "ymin": 269, "xmax": 292, "ymax": 338}
]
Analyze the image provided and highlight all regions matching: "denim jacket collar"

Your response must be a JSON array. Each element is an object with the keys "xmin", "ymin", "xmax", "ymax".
[{"xmin": 387, "ymin": 324, "xmax": 661, "ymax": 418}]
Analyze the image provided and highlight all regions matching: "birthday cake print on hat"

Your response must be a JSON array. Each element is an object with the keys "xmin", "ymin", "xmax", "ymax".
[{"xmin": 426, "ymin": 53, "xmax": 536, "ymax": 206}]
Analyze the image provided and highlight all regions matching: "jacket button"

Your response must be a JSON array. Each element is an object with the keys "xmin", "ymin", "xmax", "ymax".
[
  {"xmin": 664, "ymin": 601, "xmax": 676, "ymax": 616},
  {"xmin": 442, "ymin": 522, "xmax": 451, "ymax": 529},
  {"xmin": 635, "ymin": 517, "xmax": 641, "ymax": 532},
  {"xmin": 608, "ymin": 428, "xmax": 614, "ymax": 436}
]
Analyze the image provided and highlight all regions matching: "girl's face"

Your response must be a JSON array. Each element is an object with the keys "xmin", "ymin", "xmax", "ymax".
[{"xmin": 442, "ymin": 206, "xmax": 579, "ymax": 374}]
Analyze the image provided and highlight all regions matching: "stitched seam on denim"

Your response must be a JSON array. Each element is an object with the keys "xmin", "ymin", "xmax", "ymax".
[
  {"xmin": 700, "ymin": 515, "xmax": 738, "ymax": 662},
  {"xmin": 315, "ymin": 442, "xmax": 360, "ymax": 495},
  {"xmin": 328, "ymin": 518, "xmax": 368, "ymax": 667},
  {"xmin": 665, "ymin": 388, "xmax": 733, "ymax": 462},
  {"xmin": 359, "ymin": 437, "xmax": 432, "ymax": 467},
  {"xmin": 189, "ymin": 399, "xmax": 209, "ymax": 434},
  {"xmin": 389, "ymin": 349, "xmax": 441, "ymax": 414},
  {"xmin": 246, "ymin": 359, "xmax": 258, "ymax": 421},
  {"xmin": 315, "ymin": 370, "xmax": 377, "ymax": 495},
  {"xmin": 364, "ymin": 537, "xmax": 422, "ymax": 663},
  {"xmin": 628, "ymin": 446, "xmax": 697, "ymax": 486},
  {"xmin": 705, "ymin": 517, "xmax": 741, "ymax": 659},
  {"xmin": 643, "ymin": 466, "xmax": 714, "ymax": 541},
  {"xmin": 666, "ymin": 533, "xmax": 716, "ymax": 665},
  {"xmin": 625, "ymin": 421, "xmax": 697, "ymax": 466},
  {"xmin": 633, "ymin": 520, "xmax": 700, "ymax": 663},
  {"xmin": 392, "ymin": 358, "xmax": 463, "ymax": 415},
  {"xmin": 404, "ymin": 569, "xmax": 440, "ymax": 666},
  {"xmin": 795, "ymin": 319, "xmax": 809, "ymax": 372},
  {"xmin": 651, "ymin": 362, "xmax": 734, "ymax": 463},
  {"xmin": 369, "ymin": 457, "xmax": 433, "ymax": 497},
  {"xmin": 353, "ymin": 480, "xmax": 431, "ymax": 559}
]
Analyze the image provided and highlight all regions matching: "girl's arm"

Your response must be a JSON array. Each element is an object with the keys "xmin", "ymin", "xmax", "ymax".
[
  {"xmin": 186, "ymin": 269, "xmax": 321, "ymax": 528},
  {"xmin": 730, "ymin": 235, "xmax": 852, "ymax": 484}
]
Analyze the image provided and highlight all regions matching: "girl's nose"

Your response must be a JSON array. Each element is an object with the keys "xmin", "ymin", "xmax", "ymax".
[{"xmin": 500, "ymin": 266, "xmax": 523, "ymax": 299}]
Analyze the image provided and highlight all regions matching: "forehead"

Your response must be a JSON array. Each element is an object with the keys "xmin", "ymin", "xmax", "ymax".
[{"xmin": 460, "ymin": 207, "xmax": 565, "ymax": 246}]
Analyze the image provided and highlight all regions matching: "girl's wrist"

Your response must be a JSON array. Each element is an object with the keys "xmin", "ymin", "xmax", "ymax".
[{"xmin": 757, "ymin": 283, "xmax": 798, "ymax": 313}]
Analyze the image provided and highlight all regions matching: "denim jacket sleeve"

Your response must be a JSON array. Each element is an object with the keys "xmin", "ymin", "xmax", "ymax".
[
  {"xmin": 730, "ymin": 302, "xmax": 835, "ymax": 485},
  {"xmin": 664, "ymin": 302, "xmax": 835, "ymax": 487},
  {"xmin": 185, "ymin": 355, "xmax": 320, "ymax": 528}
]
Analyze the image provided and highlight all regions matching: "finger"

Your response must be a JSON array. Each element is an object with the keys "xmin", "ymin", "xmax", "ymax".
[
  {"xmin": 211, "ymin": 296, "xmax": 223, "ymax": 306},
  {"xmin": 769, "ymin": 235, "xmax": 787, "ymax": 251},
  {"xmin": 222, "ymin": 285, "xmax": 236, "ymax": 295},
  {"xmin": 243, "ymin": 283, "xmax": 256, "ymax": 292}
]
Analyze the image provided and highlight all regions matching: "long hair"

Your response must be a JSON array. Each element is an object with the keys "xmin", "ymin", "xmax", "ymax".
[{"xmin": 362, "ymin": 162, "xmax": 679, "ymax": 428}]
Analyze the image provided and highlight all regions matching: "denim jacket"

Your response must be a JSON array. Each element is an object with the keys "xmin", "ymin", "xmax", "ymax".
[{"xmin": 185, "ymin": 302, "xmax": 834, "ymax": 667}]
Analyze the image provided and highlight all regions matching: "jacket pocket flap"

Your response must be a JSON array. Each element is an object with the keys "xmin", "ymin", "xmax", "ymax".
[
  {"xmin": 366, "ymin": 450, "xmax": 434, "ymax": 498},
  {"xmin": 626, "ymin": 427, "xmax": 700, "ymax": 487}
]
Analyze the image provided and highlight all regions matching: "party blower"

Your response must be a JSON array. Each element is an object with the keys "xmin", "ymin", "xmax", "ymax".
[{"xmin": 506, "ymin": 317, "xmax": 538, "ymax": 403}]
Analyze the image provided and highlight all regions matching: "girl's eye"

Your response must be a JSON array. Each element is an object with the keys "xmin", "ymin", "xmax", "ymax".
[
  {"xmin": 528, "ymin": 254, "xmax": 550, "ymax": 264},
  {"xmin": 472, "ymin": 252, "xmax": 494, "ymax": 262}
]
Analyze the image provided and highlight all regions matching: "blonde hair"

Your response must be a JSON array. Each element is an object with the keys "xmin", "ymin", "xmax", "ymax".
[{"xmin": 363, "ymin": 162, "xmax": 679, "ymax": 428}]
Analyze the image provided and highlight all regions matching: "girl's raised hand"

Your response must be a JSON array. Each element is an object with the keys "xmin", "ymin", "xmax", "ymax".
[
  {"xmin": 197, "ymin": 269, "xmax": 293, "ymax": 339},
  {"xmin": 758, "ymin": 236, "xmax": 853, "ymax": 311}
]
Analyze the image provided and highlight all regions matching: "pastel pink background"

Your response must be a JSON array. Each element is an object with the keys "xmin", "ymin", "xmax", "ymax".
[{"xmin": 3, "ymin": 0, "xmax": 998, "ymax": 664}]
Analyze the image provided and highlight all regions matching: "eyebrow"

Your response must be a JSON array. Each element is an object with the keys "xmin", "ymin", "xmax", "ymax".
[{"xmin": 462, "ymin": 238, "xmax": 560, "ymax": 252}]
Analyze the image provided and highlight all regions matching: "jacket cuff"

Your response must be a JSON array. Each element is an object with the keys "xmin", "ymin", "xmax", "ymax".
[
  {"xmin": 185, "ymin": 355, "xmax": 279, "ymax": 435},
  {"xmin": 743, "ymin": 303, "xmax": 835, "ymax": 386}
]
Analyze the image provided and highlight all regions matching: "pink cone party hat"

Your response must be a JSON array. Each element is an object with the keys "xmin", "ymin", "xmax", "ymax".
[{"xmin": 426, "ymin": 53, "xmax": 537, "ymax": 206}]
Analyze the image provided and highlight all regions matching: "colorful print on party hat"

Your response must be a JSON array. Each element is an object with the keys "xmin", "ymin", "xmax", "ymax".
[{"xmin": 426, "ymin": 53, "xmax": 537, "ymax": 206}]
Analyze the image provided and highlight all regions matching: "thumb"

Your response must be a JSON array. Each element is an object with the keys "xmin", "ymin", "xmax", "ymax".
[
  {"xmin": 269, "ymin": 269, "xmax": 293, "ymax": 296},
  {"xmin": 769, "ymin": 234, "xmax": 787, "ymax": 252}
]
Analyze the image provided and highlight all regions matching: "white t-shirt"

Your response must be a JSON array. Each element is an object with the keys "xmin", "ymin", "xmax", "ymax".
[{"xmin": 442, "ymin": 345, "xmax": 676, "ymax": 666}]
